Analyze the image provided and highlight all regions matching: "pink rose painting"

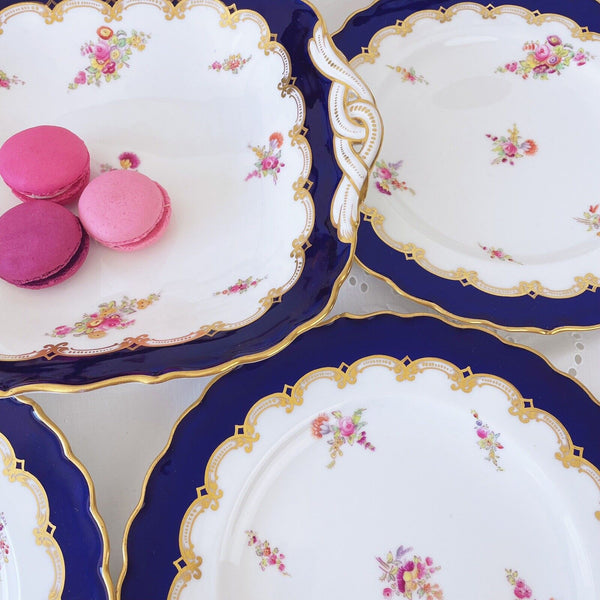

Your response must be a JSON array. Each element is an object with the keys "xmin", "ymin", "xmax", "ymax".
[
  {"xmin": 208, "ymin": 53, "xmax": 251, "ymax": 74},
  {"xmin": 505, "ymin": 569, "xmax": 554, "ymax": 600},
  {"xmin": 486, "ymin": 124, "xmax": 537, "ymax": 166},
  {"xmin": 377, "ymin": 545, "xmax": 444, "ymax": 598},
  {"xmin": 0, "ymin": 69, "xmax": 24, "ymax": 89},
  {"xmin": 48, "ymin": 294, "xmax": 159, "ymax": 340},
  {"xmin": 245, "ymin": 132, "xmax": 285, "ymax": 184},
  {"xmin": 69, "ymin": 27, "xmax": 150, "ymax": 89},
  {"xmin": 311, "ymin": 408, "xmax": 375, "ymax": 468},
  {"xmin": 496, "ymin": 35, "xmax": 593, "ymax": 79}
]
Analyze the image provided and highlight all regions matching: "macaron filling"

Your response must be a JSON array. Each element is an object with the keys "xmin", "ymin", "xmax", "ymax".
[{"xmin": 13, "ymin": 165, "xmax": 90, "ymax": 204}]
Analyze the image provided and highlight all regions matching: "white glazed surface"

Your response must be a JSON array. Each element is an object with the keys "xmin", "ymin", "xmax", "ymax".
[
  {"xmin": 0, "ymin": 0, "xmax": 312, "ymax": 358},
  {"xmin": 171, "ymin": 357, "xmax": 599, "ymax": 599},
  {"xmin": 0, "ymin": 433, "xmax": 64, "ymax": 600},
  {"xmin": 354, "ymin": 7, "xmax": 600, "ymax": 296},
  {"xmin": 25, "ymin": 0, "xmax": 600, "ymax": 591}
]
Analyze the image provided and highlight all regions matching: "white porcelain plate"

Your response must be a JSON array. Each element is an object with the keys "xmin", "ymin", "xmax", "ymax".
[
  {"xmin": 120, "ymin": 313, "xmax": 600, "ymax": 599},
  {"xmin": 346, "ymin": 2, "xmax": 600, "ymax": 330},
  {"xmin": 0, "ymin": 0, "xmax": 368, "ymax": 362}
]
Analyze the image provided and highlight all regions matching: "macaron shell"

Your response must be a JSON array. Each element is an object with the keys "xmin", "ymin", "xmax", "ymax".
[
  {"xmin": 79, "ymin": 170, "xmax": 171, "ymax": 250},
  {"xmin": 0, "ymin": 201, "xmax": 87, "ymax": 287},
  {"xmin": 106, "ymin": 183, "xmax": 171, "ymax": 251},
  {"xmin": 0, "ymin": 125, "xmax": 90, "ymax": 202},
  {"xmin": 22, "ymin": 232, "xmax": 90, "ymax": 289}
]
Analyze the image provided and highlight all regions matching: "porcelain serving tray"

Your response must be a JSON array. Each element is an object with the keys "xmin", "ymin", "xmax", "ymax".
[
  {"xmin": 0, "ymin": 0, "xmax": 380, "ymax": 394},
  {"xmin": 335, "ymin": 0, "xmax": 600, "ymax": 332},
  {"xmin": 0, "ymin": 396, "xmax": 110, "ymax": 599},
  {"xmin": 120, "ymin": 312, "xmax": 600, "ymax": 600}
]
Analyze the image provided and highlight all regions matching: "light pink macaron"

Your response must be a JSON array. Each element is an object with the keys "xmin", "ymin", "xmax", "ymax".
[
  {"xmin": 0, "ymin": 125, "xmax": 90, "ymax": 204},
  {"xmin": 78, "ymin": 170, "xmax": 171, "ymax": 251}
]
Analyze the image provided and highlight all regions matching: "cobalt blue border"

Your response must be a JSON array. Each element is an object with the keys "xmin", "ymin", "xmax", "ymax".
[
  {"xmin": 333, "ymin": 0, "xmax": 600, "ymax": 331},
  {"xmin": 121, "ymin": 312, "xmax": 600, "ymax": 599},
  {"xmin": 0, "ymin": 0, "xmax": 349, "ymax": 393},
  {"xmin": 0, "ymin": 397, "xmax": 109, "ymax": 600}
]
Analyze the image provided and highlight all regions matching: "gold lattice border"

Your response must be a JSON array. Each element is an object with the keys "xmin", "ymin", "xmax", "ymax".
[
  {"xmin": 168, "ymin": 354, "xmax": 600, "ymax": 599},
  {"xmin": 0, "ymin": 0, "xmax": 314, "ymax": 360},
  {"xmin": 353, "ymin": 3, "xmax": 600, "ymax": 299},
  {"xmin": 0, "ymin": 432, "xmax": 65, "ymax": 600}
]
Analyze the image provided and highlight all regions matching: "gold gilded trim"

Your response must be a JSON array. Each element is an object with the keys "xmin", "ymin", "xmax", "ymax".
[
  {"xmin": 355, "ymin": 255, "xmax": 600, "ymax": 335},
  {"xmin": 352, "ymin": 3, "xmax": 600, "ymax": 299},
  {"xmin": 362, "ymin": 206, "xmax": 600, "ymax": 299},
  {"xmin": 308, "ymin": 21, "xmax": 383, "ymax": 243},
  {"xmin": 0, "ymin": 430, "xmax": 66, "ymax": 600},
  {"xmin": 0, "ymin": 0, "xmax": 318, "ymax": 362},
  {"xmin": 117, "ymin": 308, "xmax": 599, "ymax": 598},
  {"xmin": 10, "ymin": 396, "xmax": 114, "ymax": 597},
  {"xmin": 166, "ymin": 353, "xmax": 600, "ymax": 597}
]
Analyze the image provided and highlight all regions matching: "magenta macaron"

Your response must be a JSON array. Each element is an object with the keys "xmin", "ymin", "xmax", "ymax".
[
  {"xmin": 0, "ymin": 200, "xmax": 90, "ymax": 289},
  {"xmin": 78, "ymin": 170, "xmax": 171, "ymax": 251},
  {"xmin": 0, "ymin": 125, "xmax": 90, "ymax": 204}
]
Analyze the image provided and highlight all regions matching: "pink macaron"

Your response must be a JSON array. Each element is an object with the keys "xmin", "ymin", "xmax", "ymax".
[
  {"xmin": 0, "ymin": 125, "xmax": 90, "ymax": 204},
  {"xmin": 78, "ymin": 170, "xmax": 171, "ymax": 251},
  {"xmin": 0, "ymin": 200, "xmax": 89, "ymax": 289}
]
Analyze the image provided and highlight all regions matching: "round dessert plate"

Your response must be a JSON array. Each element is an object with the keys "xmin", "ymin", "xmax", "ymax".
[
  {"xmin": 0, "ymin": 0, "xmax": 379, "ymax": 393},
  {"xmin": 120, "ymin": 312, "xmax": 600, "ymax": 600},
  {"xmin": 335, "ymin": 1, "xmax": 600, "ymax": 332},
  {"xmin": 0, "ymin": 396, "xmax": 110, "ymax": 600}
]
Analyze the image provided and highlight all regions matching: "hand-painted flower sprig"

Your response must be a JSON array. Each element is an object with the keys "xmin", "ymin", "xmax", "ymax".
[
  {"xmin": 48, "ymin": 293, "xmax": 159, "ymax": 340},
  {"xmin": 69, "ymin": 27, "xmax": 150, "ymax": 90},
  {"xmin": 0, "ymin": 513, "xmax": 9, "ymax": 573},
  {"xmin": 311, "ymin": 408, "xmax": 375, "ymax": 468},
  {"xmin": 377, "ymin": 545, "xmax": 443, "ymax": 599},
  {"xmin": 0, "ymin": 69, "xmax": 24, "ymax": 90},
  {"xmin": 486, "ymin": 125, "xmax": 537, "ymax": 166},
  {"xmin": 496, "ymin": 34, "xmax": 593, "ymax": 80},
  {"xmin": 209, "ymin": 54, "xmax": 252, "ymax": 74},
  {"xmin": 245, "ymin": 531, "xmax": 290, "ymax": 576},
  {"xmin": 574, "ymin": 204, "xmax": 600, "ymax": 236},
  {"xmin": 372, "ymin": 159, "xmax": 415, "ymax": 196},
  {"xmin": 245, "ymin": 132, "xmax": 285, "ymax": 184}
]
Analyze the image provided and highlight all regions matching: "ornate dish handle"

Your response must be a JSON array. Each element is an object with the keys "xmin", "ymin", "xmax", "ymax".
[{"xmin": 308, "ymin": 23, "xmax": 382, "ymax": 243}]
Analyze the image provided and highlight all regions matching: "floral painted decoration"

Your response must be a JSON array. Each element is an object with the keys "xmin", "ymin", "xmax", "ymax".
[
  {"xmin": 496, "ymin": 35, "xmax": 593, "ymax": 79},
  {"xmin": 100, "ymin": 151, "xmax": 141, "ymax": 173},
  {"xmin": 245, "ymin": 530, "xmax": 290, "ymax": 576},
  {"xmin": 0, "ymin": 70, "xmax": 24, "ymax": 90},
  {"xmin": 311, "ymin": 408, "xmax": 375, "ymax": 469},
  {"xmin": 478, "ymin": 243, "xmax": 522, "ymax": 264},
  {"xmin": 209, "ymin": 54, "xmax": 252, "ymax": 74},
  {"xmin": 373, "ymin": 160, "xmax": 415, "ymax": 196},
  {"xmin": 48, "ymin": 294, "xmax": 159, "ymax": 340},
  {"xmin": 486, "ymin": 125, "xmax": 537, "ymax": 165},
  {"xmin": 245, "ymin": 132, "xmax": 285, "ymax": 184},
  {"xmin": 69, "ymin": 27, "xmax": 150, "ymax": 89},
  {"xmin": 471, "ymin": 409, "xmax": 504, "ymax": 471},
  {"xmin": 214, "ymin": 276, "xmax": 265, "ymax": 296},
  {"xmin": 0, "ymin": 513, "xmax": 9, "ymax": 573},
  {"xmin": 505, "ymin": 568, "xmax": 558, "ymax": 600},
  {"xmin": 386, "ymin": 65, "xmax": 428, "ymax": 85},
  {"xmin": 377, "ymin": 545, "xmax": 443, "ymax": 599},
  {"xmin": 574, "ymin": 204, "xmax": 600, "ymax": 236}
]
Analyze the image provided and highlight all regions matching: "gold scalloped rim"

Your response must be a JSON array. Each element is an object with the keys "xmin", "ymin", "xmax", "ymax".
[
  {"xmin": 0, "ymin": 431, "xmax": 65, "ymax": 600},
  {"xmin": 352, "ymin": 3, "xmax": 600, "ymax": 299},
  {"xmin": 166, "ymin": 352, "xmax": 600, "ymax": 598},
  {"xmin": 0, "ymin": 0, "xmax": 315, "ymax": 361}
]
